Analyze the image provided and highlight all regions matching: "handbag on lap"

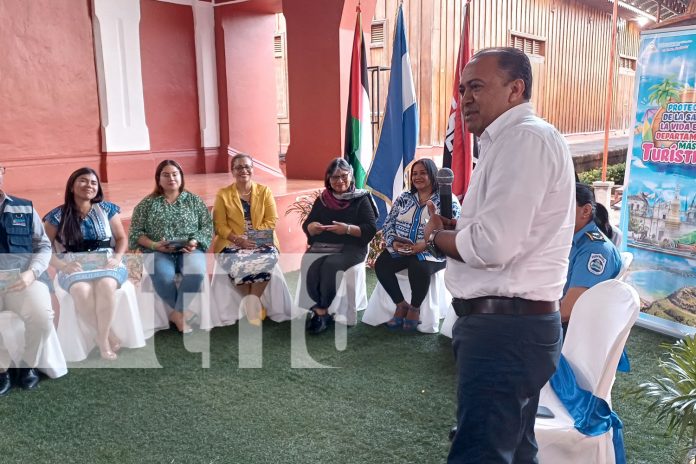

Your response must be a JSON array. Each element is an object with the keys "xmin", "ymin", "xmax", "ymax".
[{"xmin": 307, "ymin": 242, "xmax": 344, "ymax": 254}]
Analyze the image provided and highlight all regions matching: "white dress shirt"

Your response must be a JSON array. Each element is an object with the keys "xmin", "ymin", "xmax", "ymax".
[{"xmin": 445, "ymin": 102, "xmax": 575, "ymax": 301}]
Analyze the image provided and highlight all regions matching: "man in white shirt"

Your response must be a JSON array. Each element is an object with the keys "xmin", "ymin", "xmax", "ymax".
[
  {"xmin": 425, "ymin": 48, "xmax": 575, "ymax": 463},
  {"xmin": 0, "ymin": 164, "xmax": 54, "ymax": 396}
]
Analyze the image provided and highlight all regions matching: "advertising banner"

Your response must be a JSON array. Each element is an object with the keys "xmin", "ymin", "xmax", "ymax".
[{"xmin": 621, "ymin": 26, "xmax": 696, "ymax": 334}]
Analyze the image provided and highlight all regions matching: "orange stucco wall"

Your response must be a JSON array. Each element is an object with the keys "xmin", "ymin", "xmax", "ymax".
[
  {"xmin": 283, "ymin": 0, "xmax": 376, "ymax": 180},
  {"xmin": 140, "ymin": 0, "xmax": 201, "ymax": 171},
  {"xmin": 0, "ymin": 0, "xmax": 101, "ymax": 191},
  {"xmin": 216, "ymin": 6, "xmax": 280, "ymax": 173}
]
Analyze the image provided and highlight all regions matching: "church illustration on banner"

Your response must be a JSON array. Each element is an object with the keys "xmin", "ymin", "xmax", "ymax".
[{"xmin": 627, "ymin": 184, "xmax": 696, "ymax": 258}]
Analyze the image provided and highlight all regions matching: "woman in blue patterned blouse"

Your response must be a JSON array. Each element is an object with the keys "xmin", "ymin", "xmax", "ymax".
[
  {"xmin": 376, "ymin": 158, "xmax": 461, "ymax": 331},
  {"xmin": 44, "ymin": 167, "xmax": 128, "ymax": 361}
]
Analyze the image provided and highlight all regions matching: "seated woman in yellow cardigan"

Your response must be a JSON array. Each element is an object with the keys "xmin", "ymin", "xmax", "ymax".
[{"xmin": 213, "ymin": 153, "xmax": 280, "ymax": 325}]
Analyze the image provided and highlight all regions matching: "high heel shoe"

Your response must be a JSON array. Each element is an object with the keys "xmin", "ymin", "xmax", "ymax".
[
  {"xmin": 386, "ymin": 303, "xmax": 409, "ymax": 330},
  {"xmin": 402, "ymin": 306, "xmax": 421, "ymax": 332},
  {"xmin": 244, "ymin": 301, "xmax": 264, "ymax": 327},
  {"xmin": 386, "ymin": 315, "xmax": 405, "ymax": 330}
]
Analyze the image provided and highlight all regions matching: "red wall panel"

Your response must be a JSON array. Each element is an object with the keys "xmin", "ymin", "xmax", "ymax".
[
  {"xmin": 140, "ymin": 0, "xmax": 199, "ymax": 154},
  {"xmin": 218, "ymin": 9, "xmax": 279, "ymax": 171},
  {"xmin": 0, "ymin": 0, "xmax": 101, "ymax": 190}
]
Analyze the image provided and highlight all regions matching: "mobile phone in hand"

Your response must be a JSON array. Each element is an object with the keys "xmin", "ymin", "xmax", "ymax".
[{"xmin": 393, "ymin": 236, "xmax": 414, "ymax": 245}]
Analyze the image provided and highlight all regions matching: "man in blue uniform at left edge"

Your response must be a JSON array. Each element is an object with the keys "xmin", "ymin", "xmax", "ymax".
[
  {"xmin": 561, "ymin": 182, "xmax": 622, "ymax": 333},
  {"xmin": 0, "ymin": 163, "xmax": 54, "ymax": 396}
]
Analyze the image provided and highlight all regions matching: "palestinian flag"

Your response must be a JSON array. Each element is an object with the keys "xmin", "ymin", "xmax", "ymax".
[{"xmin": 345, "ymin": 8, "xmax": 373, "ymax": 188}]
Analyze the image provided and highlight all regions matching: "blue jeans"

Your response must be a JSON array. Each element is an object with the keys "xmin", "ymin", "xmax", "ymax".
[
  {"xmin": 151, "ymin": 250, "xmax": 207, "ymax": 312},
  {"xmin": 448, "ymin": 311, "xmax": 562, "ymax": 464}
]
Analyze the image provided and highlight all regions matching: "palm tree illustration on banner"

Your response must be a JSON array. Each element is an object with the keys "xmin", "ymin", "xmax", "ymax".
[
  {"xmin": 649, "ymin": 78, "xmax": 682, "ymax": 108},
  {"xmin": 648, "ymin": 78, "xmax": 683, "ymax": 147}
]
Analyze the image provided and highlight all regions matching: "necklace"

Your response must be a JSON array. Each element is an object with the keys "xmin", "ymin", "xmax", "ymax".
[{"xmin": 239, "ymin": 186, "xmax": 251, "ymax": 197}]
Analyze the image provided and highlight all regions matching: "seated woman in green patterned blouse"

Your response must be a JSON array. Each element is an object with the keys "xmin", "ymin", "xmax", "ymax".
[{"xmin": 128, "ymin": 160, "xmax": 213, "ymax": 333}]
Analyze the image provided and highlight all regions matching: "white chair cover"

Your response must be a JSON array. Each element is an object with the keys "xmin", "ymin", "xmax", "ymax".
[
  {"xmin": 616, "ymin": 252, "xmax": 633, "ymax": 281},
  {"xmin": 294, "ymin": 261, "xmax": 367, "ymax": 326},
  {"xmin": 55, "ymin": 278, "xmax": 146, "ymax": 362},
  {"xmin": 535, "ymin": 279, "xmax": 640, "ymax": 464},
  {"xmin": 207, "ymin": 262, "xmax": 302, "ymax": 328},
  {"xmin": 136, "ymin": 266, "xmax": 213, "ymax": 339},
  {"xmin": 362, "ymin": 269, "xmax": 450, "ymax": 333},
  {"xmin": 439, "ymin": 304, "xmax": 457, "ymax": 338},
  {"xmin": 0, "ymin": 311, "xmax": 67, "ymax": 379}
]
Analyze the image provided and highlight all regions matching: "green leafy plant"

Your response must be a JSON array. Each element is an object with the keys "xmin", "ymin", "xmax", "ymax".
[
  {"xmin": 367, "ymin": 230, "xmax": 385, "ymax": 269},
  {"xmin": 126, "ymin": 250, "xmax": 143, "ymax": 283},
  {"xmin": 633, "ymin": 336, "xmax": 696, "ymax": 457},
  {"xmin": 578, "ymin": 163, "xmax": 625, "ymax": 185},
  {"xmin": 285, "ymin": 190, "xmax": 322, "ymax": 226}
]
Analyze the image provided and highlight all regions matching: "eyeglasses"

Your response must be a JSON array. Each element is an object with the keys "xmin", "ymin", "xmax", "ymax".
[
  {"xmin": 329, "ymin": 174, "xmax": 350, "ymax": 183},
  {"xmin": 234, "ymin": 165, "xmax": 253, "ymax": 172},
  {"xmin": 0, "ymin": 167, "xmax": 5, "ymax": 174}
]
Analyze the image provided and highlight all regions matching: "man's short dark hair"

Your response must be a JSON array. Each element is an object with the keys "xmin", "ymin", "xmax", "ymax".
[{"xmin": 472, "ymin": 47, "xmax": 533, "ymax": 101}]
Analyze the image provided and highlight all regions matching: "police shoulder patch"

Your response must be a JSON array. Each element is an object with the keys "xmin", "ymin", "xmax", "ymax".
[
  {"xmin": 585, "ymin": 231, "xmax": 605, "ymax": 242},
  {"xmin": 587, "ymin": 253, "xmax": 607, "ymax": 275}
]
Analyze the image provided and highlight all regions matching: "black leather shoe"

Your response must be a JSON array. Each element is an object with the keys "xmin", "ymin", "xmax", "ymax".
[
  {"xmin": 308, "ymin": 314, "xmax": 333, "ymax": 335},
  {"xmin": 16, "ymin": 367, "xmax": 40, "ymax": 390},
  {"xmin": 305, "ymin": 310, "xmax": 318, "ymax": 331},
  {"xmin": 449, "ymin": 425, "xmax": 457, "ymax": 442},
  {"xmin": 0, "ymin": 371, "xmax": 11, "ymax": 397}
]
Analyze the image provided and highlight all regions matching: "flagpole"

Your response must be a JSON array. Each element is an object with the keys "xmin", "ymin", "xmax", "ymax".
[{"xmin": 601, "ymin": 0, "xmax": 619, "ymax": 182}]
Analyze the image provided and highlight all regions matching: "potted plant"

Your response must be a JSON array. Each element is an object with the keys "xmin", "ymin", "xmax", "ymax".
[{"xmin": 635, "ymin": 335, "xmax": 696, "ymax": 463}]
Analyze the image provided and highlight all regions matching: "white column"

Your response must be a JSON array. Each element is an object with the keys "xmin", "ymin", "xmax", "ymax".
[
  {"xmin": 593, "ymin": 181, "xmax": 615, "ymax": 210},
  {"xmin": 92, "ymin": 0, "xmax": 150, "ymax": 152},
  {"xmin": 193, "ymin": 0, "xmax": 220, "ymax": 148}
]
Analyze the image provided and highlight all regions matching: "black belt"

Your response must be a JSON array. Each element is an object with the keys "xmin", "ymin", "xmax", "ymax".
[{"xmin": 452, "ymin": 297, "xmax": 559, "ymax": 317}]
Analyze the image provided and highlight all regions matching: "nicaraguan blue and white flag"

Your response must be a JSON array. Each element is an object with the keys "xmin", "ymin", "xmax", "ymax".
[{"xmin": 366, "ymin": 4, "xmax": 418, "ymax": 229}]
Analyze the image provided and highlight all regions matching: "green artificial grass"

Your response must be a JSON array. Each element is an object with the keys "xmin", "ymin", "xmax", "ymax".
[{"xmin": 0, "ymin": 269, "xmax": 688, "ymax": 463}]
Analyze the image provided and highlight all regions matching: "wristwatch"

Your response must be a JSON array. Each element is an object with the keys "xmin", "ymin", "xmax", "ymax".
[
  {"xmin": 427, "ymin": 229, "xmax": 444, "ymax": 257},
  {"xmin": 31, "ymin": 268, "xmax": 41, "ymax": 280}
]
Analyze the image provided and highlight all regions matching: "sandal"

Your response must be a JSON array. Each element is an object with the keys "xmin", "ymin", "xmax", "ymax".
[
  {"xmin": 108, "ymin": 333, "xmax": 122, "ymax": 353},
  {"xmin": 185, "ymin": 312, "xmax": 199, "ymax": 327},
  {"xmin": 402, "ymin": 305, "xmax": 421, "ymax": 332},
  {"xmin": 169, "ymin": 312, "xmax": 193, "ymax": 334},
  {"xmin": 98, "ymin": 341, "xmax": 118, "ymax": 361}
]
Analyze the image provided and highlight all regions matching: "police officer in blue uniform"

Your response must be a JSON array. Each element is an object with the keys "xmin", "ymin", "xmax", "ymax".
[
  {"xmin": 0, "ymin": 164, "xmax": 54, "ymax": 396},
  {"xmin": 561, "ymin": 183, "xmax": 622, "ymax": 332}
]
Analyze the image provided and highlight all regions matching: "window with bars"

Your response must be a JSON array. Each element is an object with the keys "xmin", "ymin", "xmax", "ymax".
[
  {"xmin": 619, "ymin": 55, "xmax": 637, "ymax": 71},
  {"xmin": 371, "ymin": 20, "xmax": 386, "ymax": 48},
  {"xmin": 274, "ymin": 34, "xmax": 284, "ymax": 58},
  {"xmin": 510, "ymin": 33, "xmax": 545, "ymax": 57}
]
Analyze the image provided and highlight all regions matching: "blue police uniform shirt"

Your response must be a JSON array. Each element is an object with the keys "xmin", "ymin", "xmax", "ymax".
[{"xmin": 563, "ymin": 221, "xmax": 622, "ymax": 295}]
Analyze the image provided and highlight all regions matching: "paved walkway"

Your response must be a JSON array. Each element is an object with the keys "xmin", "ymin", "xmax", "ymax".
[{"xmin": 567, "ymin": 134, "xmax": 629, "ymax": 157}]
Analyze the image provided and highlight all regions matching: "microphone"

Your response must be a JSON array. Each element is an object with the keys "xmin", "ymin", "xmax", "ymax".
[{"xmin": 436, "ymin": 168, "xmax": 454, "ymax": 219}]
